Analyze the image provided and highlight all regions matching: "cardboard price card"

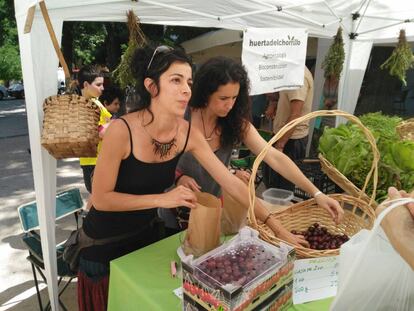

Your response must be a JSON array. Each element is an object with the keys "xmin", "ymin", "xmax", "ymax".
[
  {"xmin": 293, "ymin": 256, "xmax": 339, "ymax": 304},
  {"xmin": 242, "ymin": 28, "xmax": 308, "ymax": 95}
]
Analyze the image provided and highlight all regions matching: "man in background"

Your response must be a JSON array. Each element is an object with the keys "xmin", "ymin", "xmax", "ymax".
[{"xmin": 265, "ymin": 66, "xmax": 314, "ymax": 191}]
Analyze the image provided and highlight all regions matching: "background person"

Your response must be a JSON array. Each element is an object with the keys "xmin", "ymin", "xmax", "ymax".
[
  {"xmin": 101, "ymin": 86, "xmax": 123, "ymax": 118},
  {"xmin": 78, "ymin": 65, "xmax": 110, "ymax": 197},
  {"xmin": 265, "ymin": 66, "xmax": 314, "ymax": 191}
]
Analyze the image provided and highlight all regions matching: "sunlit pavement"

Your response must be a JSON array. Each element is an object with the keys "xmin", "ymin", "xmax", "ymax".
[{"xmin": 0, "ymin": 98, "xmax": 84, "ymax": 310}]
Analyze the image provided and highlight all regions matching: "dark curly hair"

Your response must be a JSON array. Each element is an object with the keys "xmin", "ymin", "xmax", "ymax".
[
  {"xmin": 130, "ymin": 45, "xmax": 192, "ymax": 124},
  {"xmin": 190, "ymin": 57, "xmax": 251, "ymax": 148}
]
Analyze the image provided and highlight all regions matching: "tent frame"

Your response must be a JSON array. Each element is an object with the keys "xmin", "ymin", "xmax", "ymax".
[{"xmin": 14, "ymin": 1, "xmax": 414, "ymax": 309}]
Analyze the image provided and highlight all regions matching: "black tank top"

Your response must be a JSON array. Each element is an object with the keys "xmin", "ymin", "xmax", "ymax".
[{"xmin": 81, "ymin": 117, "xmax": 191, "ymax": 264}]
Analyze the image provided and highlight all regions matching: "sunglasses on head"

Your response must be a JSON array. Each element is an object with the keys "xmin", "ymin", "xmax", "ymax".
[{"xmin": 147, "ymin": 45, "xmax": 174, "ymax": 71}]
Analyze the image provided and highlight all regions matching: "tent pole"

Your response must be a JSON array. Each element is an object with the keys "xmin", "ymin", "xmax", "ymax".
[
  {"xmin": 355, "ymin": 0, "xmax": 373, "ymax": 33},
  {"xmin": 219, "ymin": 2, "xmax": 320, "ymax": 21},
  {"xmin": 362, "ymin": 15, "xmax": 412, "ymax": 22},
  {"xmin": 322, "ymin": 0, "xmax": 351, "ymax": 34},
  {"xmin": 15, "ymin": 3, "xmax": 63, "ymax": 309},
  {"xmin": 358, "ymin": 20, "xmax": 413, "ymax": 36},
  {"xmin": 336, "ymin": 16, "xmax": 355, "ymax": 125}
]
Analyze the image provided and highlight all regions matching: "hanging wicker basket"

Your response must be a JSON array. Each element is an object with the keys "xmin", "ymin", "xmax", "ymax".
[
  {"xmin": 248, "ymin": 110, "xmax": 379, "ymax": 258},
  {"xmin": 396, "ymin": 118, "xmax": 414, "ymax": 141},
  {"xmin": 41, "ymin": 95, "xmax": 100, "ymax": 159},
  {"xmin": 37, "ymin": 2, "xmax": 101, "ymax": 159}
]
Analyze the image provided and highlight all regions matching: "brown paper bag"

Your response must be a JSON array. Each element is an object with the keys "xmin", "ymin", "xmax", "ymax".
[
  {"xmin": 221, "ymin": 191, "xmax": 248, "ymax": 235},
  {"xmin": 183, "ymin": 192, "xmax": 222, "ymax": 257}
]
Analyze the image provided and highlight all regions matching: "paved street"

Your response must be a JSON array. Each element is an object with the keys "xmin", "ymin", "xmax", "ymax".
[{"xmin": 0, "ymin": 98, "xmax": 84, "ymax": 310}]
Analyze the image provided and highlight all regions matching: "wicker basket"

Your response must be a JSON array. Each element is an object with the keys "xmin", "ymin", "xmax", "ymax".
[
  {"xmin": 247, "ymin": 110, "xmax": 378, "ymax": 258},
  {"xmin": 258, "ymin": 194, "xmax": 376, "ymax": 258},
  {"xmin": 319, "ymin": 154, "xmax": 375, "ymax": 206},
  {"xmin": 318, "ymin": 114, "xmax": 380, "ymax": 207},
  {"xmin": 396, "ymin": 118, "xmax": 414, "ymax": 141},
  {"xmin": 41, "ymin": 95, "xmax": 100, "ymax": 159}
]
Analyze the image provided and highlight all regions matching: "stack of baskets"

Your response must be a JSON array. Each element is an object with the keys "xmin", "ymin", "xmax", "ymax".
[
  {"xmin": 248, "ymin": 110, "xmax": 379, "ymax": 258},
  {"xmin": 41, "ymin": 95, "xmax": 100, "ymax": 159}
]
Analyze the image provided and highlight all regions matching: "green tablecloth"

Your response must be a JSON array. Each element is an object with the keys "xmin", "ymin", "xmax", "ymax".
[{"xmin": 108, "ymin": 234, "xmax": 333, "ymax": 310}]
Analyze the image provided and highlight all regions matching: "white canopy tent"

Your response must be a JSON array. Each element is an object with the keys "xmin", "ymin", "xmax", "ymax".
[{"xmin": 13, "ymin": 0, "xmax": 414, "ymax": 309}]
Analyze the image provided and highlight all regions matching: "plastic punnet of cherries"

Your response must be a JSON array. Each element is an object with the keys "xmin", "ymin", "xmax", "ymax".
[
  {"xmin": 291, "ymin": 223, "xmax": 349, "ymax": 250},
  {"xmin": 196, "ymin": 243, "xmax": 279, "ymax": 287}
]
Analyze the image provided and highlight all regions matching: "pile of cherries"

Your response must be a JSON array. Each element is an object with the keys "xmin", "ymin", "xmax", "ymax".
[
  {"xmin": 292, "ymin": 223, "xmax": 349, "ymax": 250},
  {"xmin": 196, "ymin": 243, "xmax": 279, "ymax": 286}
]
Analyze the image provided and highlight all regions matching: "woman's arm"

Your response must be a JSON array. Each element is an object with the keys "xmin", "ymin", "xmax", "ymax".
[
  {"xmin": 243, "ymin": 123, "xmax": 344, "ymax": 224},
  {"xmin": 91, "ymin": 120, "xmax": 196, "ymax": 211},
  {"xmin": 187, "ymin": 127, "xmax": 250, "ymax": 207},
  {"xmin": 255, "ymin": 199, "xmax": 309, "ymax": 247}
]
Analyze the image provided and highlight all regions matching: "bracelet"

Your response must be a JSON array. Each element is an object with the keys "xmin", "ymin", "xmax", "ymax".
[
  {"xmin": 313, "ymin": 191, "xmax": 323, "ymax": 198},
  {"xmin": 263, "ymin": 213, "xmax": 272, "ymax": 225}
]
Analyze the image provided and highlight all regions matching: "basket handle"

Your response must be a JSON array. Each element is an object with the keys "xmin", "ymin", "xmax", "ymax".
[
  {"xmin": 39, "ymin": 1, "xmax": 70, "ymax": 79},
  {"xmin": 248, "ymin": 110, "xmax": 380, "ymax": 226}
]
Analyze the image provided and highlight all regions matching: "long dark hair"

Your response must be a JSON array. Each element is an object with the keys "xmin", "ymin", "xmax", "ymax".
[
  {"xmin": 130, "ymin": 45, "xmax": 192, "ymax": 123},
  {"xmin": 190, "ymin": 57, "xmax": 251, "ymax": 148}
]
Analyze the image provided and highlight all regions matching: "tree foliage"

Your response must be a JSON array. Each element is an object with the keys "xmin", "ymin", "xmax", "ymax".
[
  {"xmin": 0, "ymin": 0, "xmax": 217, "ymax": 83},
  {"xmin": 0, "ymin": 0, "xmax": 21, "ymax": 81}
]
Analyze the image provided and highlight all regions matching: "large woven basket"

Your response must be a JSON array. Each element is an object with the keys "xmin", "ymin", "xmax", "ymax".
[
  {"xmin": 258, "ymin": 194, "xmax": 376, "ymax": 258},
  {"xmin": 396, "ymin": 118, "xmax": 414, "ymax": 141},
  {"xmin": 41, "ymin": 95, "xmax": 100, "ymax": 159},
  {"xmin": 248, "ymin": 110, "xmax": 378, "ymax": 258},
  {"xmin": 319, "ymin": 154, "xmax": 375, "ymax": 206}
]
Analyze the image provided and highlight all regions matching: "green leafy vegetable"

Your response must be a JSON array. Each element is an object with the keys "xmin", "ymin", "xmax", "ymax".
[{"xmin": 319, "ymin": 112, "xmax": 414, "ymax": 203}]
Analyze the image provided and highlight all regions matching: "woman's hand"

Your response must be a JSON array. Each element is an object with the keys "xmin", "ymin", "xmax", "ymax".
[
  {"xmin": 266, "ymin": 216, "xmax": 310, "ymax": 247},
  {"xmin": 278, "ymin": 229, "xmax": 310, "ymax": 248},
  {"xmin": 160, "ymin": 185, "xmax": 197, "ymax": 209},
  {"xmin": 176, "ymin": 175, "xmax": 202, "ymax": 192},
  {"xmin": 234, "ymin": 169, "xmax": 251, "ymax": 185},
  {"xmin": 315, "ymin": 193, "xmax": 344, "ymax": 224}
]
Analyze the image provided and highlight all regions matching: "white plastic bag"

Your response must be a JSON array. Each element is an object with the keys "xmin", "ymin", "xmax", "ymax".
[{"xmin": 331, "ymin": 198, "xmax": 414, "ymax": 311}]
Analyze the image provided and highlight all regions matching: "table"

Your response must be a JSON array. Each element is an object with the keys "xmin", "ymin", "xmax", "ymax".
[{"xmin": 108, "ymin": 233, "xmax": 333, "ymax": 310}]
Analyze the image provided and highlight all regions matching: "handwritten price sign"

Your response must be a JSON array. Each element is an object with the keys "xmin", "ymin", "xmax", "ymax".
[{"xmin": 293, "ymin": 256, "xmax": 339, "ymax": 304}]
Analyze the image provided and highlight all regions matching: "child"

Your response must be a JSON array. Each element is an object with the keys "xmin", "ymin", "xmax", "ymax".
[{"xmin": 101, "ymin": 86, "xmax": 123, "ymax": 118}]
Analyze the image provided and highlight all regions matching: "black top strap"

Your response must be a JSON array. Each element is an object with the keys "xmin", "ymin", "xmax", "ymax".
[
  {"xmin": 118, "ymin": 118, "xmax": 133, "ymax": 155},
  {"xmin": 181, "ymin": 120, "xmax": 191, "ymax": 155}
]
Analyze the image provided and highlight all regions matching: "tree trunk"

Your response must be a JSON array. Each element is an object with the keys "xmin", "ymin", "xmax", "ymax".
[{"xmin": 105, "ymin": 23, "xmax": 122, "ymax": 71}]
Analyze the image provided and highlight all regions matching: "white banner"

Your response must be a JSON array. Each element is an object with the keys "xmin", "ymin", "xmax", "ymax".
[{"xmin": 242, "ymin": 28, "xmax": 308, "ymax": 95}]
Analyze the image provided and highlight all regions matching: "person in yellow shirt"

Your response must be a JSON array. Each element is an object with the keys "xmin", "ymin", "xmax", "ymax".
[{"xmin": 78, "ymin": 65, "xmax": 111, "ymax": 195}]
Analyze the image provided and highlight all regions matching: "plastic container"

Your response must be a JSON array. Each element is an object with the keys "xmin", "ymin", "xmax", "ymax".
[
  {"xmin": 293, "ymin": 159, "xmax": 338, "ymax": 199},
  {"xmin": 262, "ymin": 188, "xmax": 294, "ymax": 205},
  {"xmin": 182, "ymin": 227, "xmax": 295, "ymax": 311}
]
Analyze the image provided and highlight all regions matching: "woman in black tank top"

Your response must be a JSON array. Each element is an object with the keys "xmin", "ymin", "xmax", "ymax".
[{"xmin": 77, "ymin": 46, "xmax": 258, "ymax": 310}]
